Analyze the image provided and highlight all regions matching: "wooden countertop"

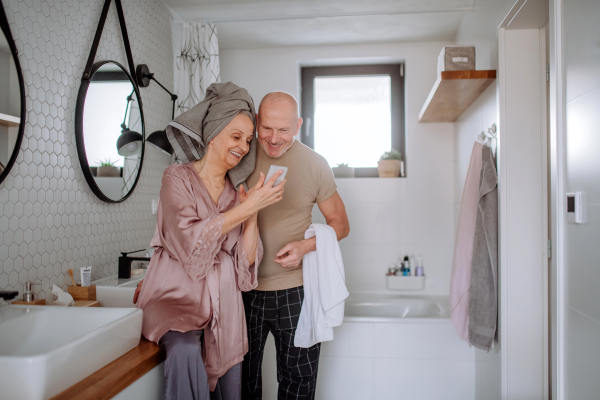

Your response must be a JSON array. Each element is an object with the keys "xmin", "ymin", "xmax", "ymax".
[{"xmin": 51, "ymin": 338, "xmax": 165, "ymax": 400}]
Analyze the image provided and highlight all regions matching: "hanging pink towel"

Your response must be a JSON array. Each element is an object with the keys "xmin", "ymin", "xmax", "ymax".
[{"xmin": 450, "ymin": 141, "xmax": 483, "ymax": 343}]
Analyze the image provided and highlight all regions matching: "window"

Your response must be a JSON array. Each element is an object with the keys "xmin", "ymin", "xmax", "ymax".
[{"xmin": 301, "ymin": 64, "xmax": 405, "ymax": 176}]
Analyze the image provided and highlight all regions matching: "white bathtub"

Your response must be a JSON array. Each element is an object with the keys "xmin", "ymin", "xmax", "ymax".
[
  {"xmin": 261, "ymin": 293, "xmax": 475, "ymax": 400},
  {"xmin": 343, "ymin": 294, "xmax": 449, "ymax": 321}
]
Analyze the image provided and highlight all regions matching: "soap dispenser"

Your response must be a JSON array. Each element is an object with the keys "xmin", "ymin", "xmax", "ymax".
[
  {"xmin": 22, "ymin": 281, "xmax": 40, "ymax": 302},
  {"xmin": 415, "ymin": 256, "xmax": 425, "ymax": 277}
]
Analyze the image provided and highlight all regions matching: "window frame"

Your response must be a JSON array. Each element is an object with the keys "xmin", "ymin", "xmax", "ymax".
[{"xmin": 300, "ymin": 63, "xmax": 406, "ymax": 177}]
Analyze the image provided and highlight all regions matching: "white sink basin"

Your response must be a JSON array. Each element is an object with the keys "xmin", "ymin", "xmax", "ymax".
[
  {"xmin": 0, "ymin": 305, "xmax": 142, "ymax": 400},
  {"xmin": 94, "ymin": 272, "xmax": 144, "ymax": 308}
]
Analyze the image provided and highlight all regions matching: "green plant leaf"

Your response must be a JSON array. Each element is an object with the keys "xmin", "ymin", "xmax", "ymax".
[
  {"xmin": 379, "ymin": 149, "xmax": 402, "ymax": 161},
  {"xmin": 96, "ymin": 158, "xmax": 118, "ymax": 167}
]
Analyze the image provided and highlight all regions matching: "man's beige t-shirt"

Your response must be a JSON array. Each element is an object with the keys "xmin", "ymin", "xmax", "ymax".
[{"xmin": 246, "ymin": 140, "xmax": 337, "ymax": 291}]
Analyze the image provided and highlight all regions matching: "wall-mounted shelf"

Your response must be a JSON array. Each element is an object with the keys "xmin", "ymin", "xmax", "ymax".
[
  {"xmin": 386, "ymin": 275, "xmax": 425, "ymax": 290},
  {"xmin": 0, "ymin": 112, "xmax": 20, "ymax": 127},
  {"xmin": 418, "ymin": 70, "xmax": 496, "ymax": 122}
]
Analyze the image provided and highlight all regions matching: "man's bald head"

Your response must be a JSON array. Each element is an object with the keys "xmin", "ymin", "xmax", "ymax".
[
  {"xmin": 258, "ymin": 92, "xmax": 299, "ymax": 119},
  {"xmin": 256, "ymin": 91, "xmax": 303, "ymax": 158}
]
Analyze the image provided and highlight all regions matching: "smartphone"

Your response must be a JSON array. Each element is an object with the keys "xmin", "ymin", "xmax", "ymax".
[{"xmin": 263, "ymin": 165, "xmax": 288, "ymax": 187}]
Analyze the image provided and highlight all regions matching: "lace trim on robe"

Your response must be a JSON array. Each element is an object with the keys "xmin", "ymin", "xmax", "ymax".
[
  {"xmin": 235, "ymin": 234, "xmax": 263, "ymax": 292},
  {"xmin": 183, "ymin": 214, "xmax": 225, "ymax": 282}
]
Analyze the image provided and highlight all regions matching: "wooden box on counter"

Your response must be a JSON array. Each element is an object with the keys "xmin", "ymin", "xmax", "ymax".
[{"xmin": 68, "ymin": 285, "xmax": 96, "ymax": 301}]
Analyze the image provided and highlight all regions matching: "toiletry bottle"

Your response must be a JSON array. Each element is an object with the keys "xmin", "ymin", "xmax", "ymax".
[
  {"xmin": 80, "ymin": 266, "xmax": 93, "ymax": 287},
  {"xmin": 395, "ymin": 258, "xmax": 404, "ymax": 276},
  {"xmin": 387, "ymin": 264, "xmax": 396, "ymax": 276},
  {"xmin": 403, "ymin": 256, "xmax": 411, "ymax": 276},
  {"xmin": 415, "ymin": 256, "xmax": 425, "ymax": 277}
]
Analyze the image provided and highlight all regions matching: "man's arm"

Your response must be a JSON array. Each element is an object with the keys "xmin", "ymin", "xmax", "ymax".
[{"xmin": 274, "ymin": 191, "xmax": 350, "ymax": 268}]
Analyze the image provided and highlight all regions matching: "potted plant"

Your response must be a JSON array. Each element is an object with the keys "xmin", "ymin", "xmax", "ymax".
[
  {"xmin": 332, "ymin": 163, "xmax": 355, "ymax": 178},
  {"xmin": 378, "ymin": 149, "xmax": 404, "ymax": 178},
  {"xmin": 96, "ymin": 158, "xmax": 120, "ymax": 177}
]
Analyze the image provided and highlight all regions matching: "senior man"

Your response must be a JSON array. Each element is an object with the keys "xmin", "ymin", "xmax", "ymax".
[{"xmin": 242, "ymin": 92, "xmax": 350, "ymax": 400}]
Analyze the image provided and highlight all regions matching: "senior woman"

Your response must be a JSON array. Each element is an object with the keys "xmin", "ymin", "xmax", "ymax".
[{"xmin": 135, "ymin": 82, "xmax": 285, "ymax": 400}]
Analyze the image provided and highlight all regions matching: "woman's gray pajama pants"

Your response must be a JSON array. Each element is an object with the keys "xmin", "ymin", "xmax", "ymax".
[{"xmin": 160, "ymin": 330, "xmax": 241, "ymax": 400}]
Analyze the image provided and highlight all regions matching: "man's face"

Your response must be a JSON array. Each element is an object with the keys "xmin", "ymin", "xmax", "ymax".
[{"xmin": 257, "ymin": 103, "xmax": 302, "ymax": 158}]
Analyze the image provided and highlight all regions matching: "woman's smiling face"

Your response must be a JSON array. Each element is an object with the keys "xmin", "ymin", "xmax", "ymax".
[{"xmin": 209, "ymin": 112, "xmax": 255, "ymax": 170}]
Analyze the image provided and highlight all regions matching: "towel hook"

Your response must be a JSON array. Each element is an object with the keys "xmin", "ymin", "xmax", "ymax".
[
  {"xmin": 487, "ymin": 123, "xmax": 497, "ymax": 138},
  {"xmin": 476, "ymin": 123, "xmax": 497, "ymax": 146}
]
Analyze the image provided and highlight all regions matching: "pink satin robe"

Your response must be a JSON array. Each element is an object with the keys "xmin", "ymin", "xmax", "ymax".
[{"xmin": 136, "ymin": 163, "xmax": 263, "ymax": 390}]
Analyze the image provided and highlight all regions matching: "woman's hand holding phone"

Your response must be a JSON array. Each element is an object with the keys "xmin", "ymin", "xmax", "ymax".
[{"xmin": 239, "ymin": 170, "xmax": 286, "ymax": 213}]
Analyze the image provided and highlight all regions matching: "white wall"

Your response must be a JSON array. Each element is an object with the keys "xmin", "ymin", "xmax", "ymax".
[
  {"xmin": 454, "ymin": 83, "xmax": 500, "ymax": 400},
  {"xmin": 452, "ymin": 1, "xmax": 515, "ymax": 398},
  {"xmin": 563, "ymin": 0, "xmax": 600, "ymax": 397},
  {"xmin": 221, "ymin": 41, "xmax": 456, "ymax": 295},
  {"xmin": 317, "ymin": 320, "xmax": 475, "ymax": 400},
  {"xmin": 0, "ymin": 0, "xmax": 174, "ymax": 304},
  {"xmin": 499, "ymin": 27, "xmax": 547, "ymax": 399}
]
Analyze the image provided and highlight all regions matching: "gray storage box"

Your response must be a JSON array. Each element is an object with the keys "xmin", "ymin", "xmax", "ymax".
[{"xmin": 437, "ymin": 46, "xmax": 476, "ymax": 74}]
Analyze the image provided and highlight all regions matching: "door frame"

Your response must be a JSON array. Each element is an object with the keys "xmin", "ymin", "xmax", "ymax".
[
  {"xmin": 548, "ymin": 0, "xmax": 566, "ymax": 398},
  {"xmin": 497, "ymin": 0, "xmax": 551, "ymax": 396}
]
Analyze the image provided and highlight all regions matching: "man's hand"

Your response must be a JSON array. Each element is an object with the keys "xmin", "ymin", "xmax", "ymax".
[
  {"xmin": 133, "ymin": 279, "xmax": 143, "ymax": 304},
  {"xmin": 274, "ymin": 237, "xmax": 316, "ymax": 268}
]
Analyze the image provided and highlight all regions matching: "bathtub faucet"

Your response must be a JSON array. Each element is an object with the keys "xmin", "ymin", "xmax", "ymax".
[{"xmin": 118, "ymin": 249, "xmax": 151, "ymax": 280}]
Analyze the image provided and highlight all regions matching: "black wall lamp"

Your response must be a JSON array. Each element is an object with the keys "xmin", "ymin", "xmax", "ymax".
[
  {"xmin": 136, "ymin": 64, "xmax": 176, "ymax": 156},
  {"xmin": 116, "ymin": 89, "xmax": 143, "ymax": 156}
]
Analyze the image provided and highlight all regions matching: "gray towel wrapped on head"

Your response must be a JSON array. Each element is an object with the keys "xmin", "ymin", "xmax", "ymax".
[{"xmin": 166, "ymin": 81, "xmax": 257, "ymax": 189}]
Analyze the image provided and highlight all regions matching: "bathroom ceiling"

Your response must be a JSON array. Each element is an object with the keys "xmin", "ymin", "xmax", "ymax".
[{"xmin": 161, "ymin": 0, "xmax": 476, "ymax": 49}]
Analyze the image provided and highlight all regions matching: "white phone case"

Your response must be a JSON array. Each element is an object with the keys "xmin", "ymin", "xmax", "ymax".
[{"xmin": 264, "ymin": 165, "xmax": 288, "ymax": 187}]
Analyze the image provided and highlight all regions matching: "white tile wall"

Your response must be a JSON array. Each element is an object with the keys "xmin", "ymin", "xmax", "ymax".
[
  {"xmin": 314, "ymin": 321, "xmax": 476, "ymax": 400},
  {"xmin": 373, "ymin": 359, "xmax": 474, "ymax": 400},
  {"xmin": 220, "ymin": 42, "xmax": 458, "ymax": 296},
  {"xmin": 564, "ymin": 0, "xmax": 600, "ymax": 396},
  {"xmin": 260, "ymin": 321, "xmax": 475, "ymax": 400},
  {"xmin": 310, "ymin": 175, "xmax": 455, "ymax": 295},
  {"xmin": 0, "ymin": 0, "xmax": 174, "ymax": 304}
]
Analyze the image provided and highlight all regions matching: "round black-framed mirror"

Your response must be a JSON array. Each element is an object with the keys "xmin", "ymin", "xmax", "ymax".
[
  {"xmin": 0, "ymin": 1, "xmax": 26, "ymax": 185},
  {"xmin": 75, "ymin": 60, "xmax": 145, "ymax": 203}
]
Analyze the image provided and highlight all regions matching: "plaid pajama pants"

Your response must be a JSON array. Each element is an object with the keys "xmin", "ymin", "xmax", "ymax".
[{"xmin": 242, "ymin": 286, "xmax": 321, "ymax": 400}]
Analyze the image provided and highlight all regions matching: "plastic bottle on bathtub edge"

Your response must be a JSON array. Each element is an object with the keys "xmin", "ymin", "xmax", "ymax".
[
  {"xmin": 387, "ymin": 264, "xmax": 396, "ymax": 276},
  {"xmin": 415, "ymin": 256, "xmax": 425, "ymax": 277},
  {"xmin": 403, "ymin": 256, "xmax": 411, "ymax": 276}
]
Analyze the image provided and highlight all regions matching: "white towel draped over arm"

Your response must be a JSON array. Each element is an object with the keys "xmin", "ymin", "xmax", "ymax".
[{"xmin": 294, "ymin": 224, "xmax": 349, "ymax": 348}]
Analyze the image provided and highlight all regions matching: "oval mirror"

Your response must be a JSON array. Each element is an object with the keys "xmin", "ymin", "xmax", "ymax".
[
  {"xmin": 0, "ymin": 7, "xmax": 26, "ymax": 184},
  {"xmin": 75, "ymin": 61, "xmax": 145, "ymax": 202}
]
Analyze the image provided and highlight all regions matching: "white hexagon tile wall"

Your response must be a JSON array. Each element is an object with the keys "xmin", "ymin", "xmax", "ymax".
[{"xmin": 0, "ymin": 0, "xmax": 175, "ymax": 304}]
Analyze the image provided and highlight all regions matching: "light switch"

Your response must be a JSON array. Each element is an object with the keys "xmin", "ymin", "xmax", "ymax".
[
  {"xmin": 566, "ymin": 192, "xmax": 584, "ymax": 224},
  {"xmin": 151, "ymin": 199, "xmax": 159, "ymax": 215}
]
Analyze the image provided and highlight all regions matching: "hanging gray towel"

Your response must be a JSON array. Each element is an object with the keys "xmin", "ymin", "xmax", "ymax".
[{"xmin": 468, "ymin": 145, "xmax": 498, "ymax": 351}]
